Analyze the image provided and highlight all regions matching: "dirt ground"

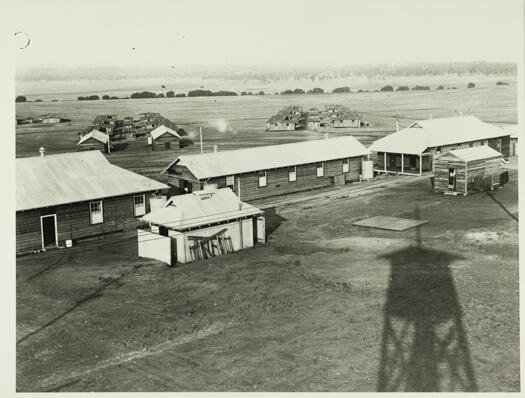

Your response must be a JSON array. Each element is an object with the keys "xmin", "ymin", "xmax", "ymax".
[{"xmin": 16, "ymin": 164, "xmax": 519, "ymax": 392}]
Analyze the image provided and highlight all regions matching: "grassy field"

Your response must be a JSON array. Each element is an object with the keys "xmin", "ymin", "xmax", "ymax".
[
  {"xmin": 15, "ymin": 76, "xmax": 519, "ymax": 391},
  {"xmin": 16, "ymin": 165, "xmax": 519, "ymax": 392},
  {"xmin": 16, "ymin": 79, "xmax": 517, "ymax": 182}
]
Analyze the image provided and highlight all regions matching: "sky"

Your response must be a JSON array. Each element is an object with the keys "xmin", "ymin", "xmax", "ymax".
[{"xmin": 9, "ymin": 0, "xmax": 523, "ymax": 68}]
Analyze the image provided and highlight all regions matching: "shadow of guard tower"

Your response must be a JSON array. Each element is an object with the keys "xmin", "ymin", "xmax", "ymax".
[{"xmin": 377, "ymin": 205, "xmax": 477, "ymax": 392}]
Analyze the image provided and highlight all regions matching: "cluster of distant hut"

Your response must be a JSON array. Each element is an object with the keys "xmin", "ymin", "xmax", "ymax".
[
  {"xmin": 16, "ymin": 113, "xmax": 518, "ymax": 267},
  {"xmin": 77, "ymin": 112, "xmax": 191, "ymax": 154},
  {"xmin": 267, "ymin": 105, "xmax": 369, "ymax": 132},
  {"xmin": 16, "ymin": 114, "xmax": 70, "ymax": 125}
]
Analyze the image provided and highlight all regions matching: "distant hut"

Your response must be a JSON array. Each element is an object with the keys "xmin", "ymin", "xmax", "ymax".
[
  {"xmin": 41, "ymin": 114, "xmax": 61, "ymax": 124},
  {"xmin": 432, "ymin": 146, "xmax": 506, "ymax": 195},
  {"xmin": 77, "ymin": 129, "xmax": 110, "ymax": 153},
  {"xmin": 149, "ymin": 125, "xmax": 181, "ymax": 151}
]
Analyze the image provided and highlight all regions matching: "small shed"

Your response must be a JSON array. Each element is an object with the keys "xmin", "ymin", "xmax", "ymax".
[
  {"xmin": 432, "ymin": 146, "xmax": 505, "ymax": 195},
  {"xmin": 149, "ymin": 124, "xmax": 181, "ymax": 151},
  {"xmin": 138, "ymin": 187, "xmax": 265, "ymax": 265},
  {"xmin": 78, "ymin": 129, "xmax": 110, "ymax": 153}
]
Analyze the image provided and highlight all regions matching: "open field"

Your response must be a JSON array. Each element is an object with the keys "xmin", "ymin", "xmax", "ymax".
[
  {"xmin": 16, "ymin": 166, "xmax": 519, "ymax": 392},
  {"xmin": 16, "ymin": 80, "xmax": 517, "ymax": 182}
]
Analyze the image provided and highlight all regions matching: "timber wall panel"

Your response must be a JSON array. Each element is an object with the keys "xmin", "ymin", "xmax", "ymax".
[{"xmin": 16, "ymin": 192, "xmax": 156, "ymax": 254}]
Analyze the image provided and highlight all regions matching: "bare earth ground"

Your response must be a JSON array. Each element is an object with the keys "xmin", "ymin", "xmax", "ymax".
[{"xmin": 16, "ymin": 165, "xmax": 519, "ymax": 392}]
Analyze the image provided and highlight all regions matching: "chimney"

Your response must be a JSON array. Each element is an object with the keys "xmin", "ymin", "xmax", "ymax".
[
  {"xmin": 39, "ymin": 146, "xmax": 45, "ymax": 157},
  {"xmin": 459, "ymin": 111, "xmax": 463, "ymax": 117},
  {"xmin": 395, "ymin": 119, "xmax": 399, "ymax": 132},
  {"xmin": 213, "ymin": 145, "xmax": 218, "ymax": 153},
  {"xmin": 429, "ymin": 113, "xmax": 432, "ymax": 120},
  {"xmin": 324, "ymin": 133, "xmax": 329, "ymax": 140}
]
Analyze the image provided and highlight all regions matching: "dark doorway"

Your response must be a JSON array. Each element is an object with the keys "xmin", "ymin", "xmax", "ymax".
[
  {"xmin": 448, "ymin": 168, "xmax": 456, "ymax": 190},
  {"xmin": 409, "ymin": 155, "xmax": 417, "ymax": 169},
  {"xmin": 183, "ymin": 180, "xmax": 193, "ymax": 193},
  {"xmin": 252, "ymin": 218, "xmax": 258, "ymax": 243},
  {"xmin": 389, "ymin": 154, "xmax": 397, "ymax": 169},
  {"xmin": 170, "ymin": 237, "xmax": 177, "ymax": 265},
  {"xmin": 41, "ymin": 215, "xmax": 56, "ymax": 248},
  {"xmin": 165, "ymin": 141, "xmax": 171, "ymax": 150}
]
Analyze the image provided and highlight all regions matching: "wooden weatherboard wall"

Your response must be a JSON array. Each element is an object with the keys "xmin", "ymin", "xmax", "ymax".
[
  {"xmin": 152, "ymin": 133, "xmax": 180, "ymax": 151},
  {"xmin": 433, "ymin": 156, "xmax": 503, "ymax": 195},
  {"xmin": 166, "ymin": 157, "xmax": 363, "ymax": 201},
  {"xmin": 16, "ymin": 191, "xmax": 156, "ymax": 254},
  {"xmin": 78, "ymin": 138, "xmax": 107, "ymax": 153}
]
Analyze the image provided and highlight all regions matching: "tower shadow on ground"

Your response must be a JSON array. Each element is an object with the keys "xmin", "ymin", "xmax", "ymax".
[{"xmin": 376, "ymin": 207, "xmax": 477, "ymax": 392}]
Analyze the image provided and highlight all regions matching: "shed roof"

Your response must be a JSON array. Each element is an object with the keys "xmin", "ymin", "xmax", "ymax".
[
  {"xmin": 17, "ymin": 151, "xmax": 168, "ymax": 211},
  {"xmin": 141, "ymin": 188, "xmax": 263, "ymax": 230},
  {"xmin": 149, "ymin": 125, "xmax": 181, "ymax": 140},
  {"xmin": 78, "ymin": 129, "xmax": 109, "ymax": 145},
  {"xmin": 368, "ymin": 115, "xmax": 510, "ymax": 155},
  {"xmin": 436, "ymin": 145, "xmax": 503, "ymax": 162},
  {"xmin": 162, "ymin": 136, "xmax": 371, "ymax": 179}
]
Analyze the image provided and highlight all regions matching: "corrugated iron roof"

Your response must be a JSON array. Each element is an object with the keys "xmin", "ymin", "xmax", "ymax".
[
  {"xmin": 368, "ymin": 115, "xmax": 510, "ymax": 155},
  {"xmin": 162, "ymin": 136, "xmax": 371, "ymax": 179},
  {"xmin": 436, "ymin": 145, "xmax": 503, "ymax": 162},
  {"xmin": 77, "ymin": 129, "xmax": 109, "ymax": 145},
  {"xmin": 141, "ymin": 187, "xmax": 263, "ymax": 230},
  {"xmin": 149, "ymin": 124, "xmax": 181, "ymax": 140},
  {"xmin": 17, "ymin": 151, "xmax": 168, "ymax": 211}
]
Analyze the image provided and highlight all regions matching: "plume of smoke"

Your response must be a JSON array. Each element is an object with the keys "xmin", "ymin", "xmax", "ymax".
[{"xmin": 211, "ymin": 119, "xmax": 228, "ymax": 133}]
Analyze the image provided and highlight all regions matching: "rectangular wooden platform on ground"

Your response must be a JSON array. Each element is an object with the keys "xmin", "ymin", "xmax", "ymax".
[{"xmin": 353, "ymin": 216, "xmax": 429, "ymax": 231}]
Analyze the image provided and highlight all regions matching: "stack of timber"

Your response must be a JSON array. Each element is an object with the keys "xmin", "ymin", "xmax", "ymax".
[{"xmin": 188, "ymin": 228, "xmax": 234, "ymax": 261}]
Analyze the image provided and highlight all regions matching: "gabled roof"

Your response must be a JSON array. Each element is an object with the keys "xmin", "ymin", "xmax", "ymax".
[
  {"xmin": 141, "ymin": 188, "xmax": 263, "ymax": 230},
  {"xmin": 162, "ymin": 136, "xmax": 371, "ymax": 180},
  {"xmin": 17, "ymin": 151, "xmax": 168, "ymax": 211},
  {"xmin": 149, "ymin": 125, "xmax": 181, "ymax": 140},
  {"xmin": 436, "ymin": 145, "xmax": 503, "ymax": 162},
  {"xmin": 368, "ymin": 115, "xmax": 510, "ymax": 155},
  {"xmin": 78, "ymin": 129, "xmax": 109, "ymax": 145}
]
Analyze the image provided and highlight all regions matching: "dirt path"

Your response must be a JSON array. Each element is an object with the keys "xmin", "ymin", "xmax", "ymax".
[
  {"xmin": 253, "ymin": 174, "xmax": 427, "ymax": 214},
  {"xmin": 41, "ymin": 321, "xmax": 230, "ymax": 392}
]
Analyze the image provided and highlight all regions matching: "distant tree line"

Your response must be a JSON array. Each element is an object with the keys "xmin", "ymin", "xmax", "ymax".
[
  {"xmin": 78, "ymin": 95, "xmax": 101, "ymax": 101},
  {"xmin": 18, "ymin": 61, "xmax": 517, "ymax": 84}
]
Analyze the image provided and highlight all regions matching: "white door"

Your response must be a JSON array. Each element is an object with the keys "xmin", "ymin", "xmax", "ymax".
[{"xmin": 256, "ymin": 216, "xmax": 265, "ymax": 243}]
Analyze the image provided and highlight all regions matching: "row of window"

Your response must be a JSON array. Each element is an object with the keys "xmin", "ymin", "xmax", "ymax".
[
  {"xmin": 89, "ymin": 194, "xmax": 146, "ymax": 225},
  {"xmin": 254, "ymin": 159, "xmax": 351, "ymax": 188}
]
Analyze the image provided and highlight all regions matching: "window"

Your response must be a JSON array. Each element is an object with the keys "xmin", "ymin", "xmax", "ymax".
[
  {"xmin": 316, "ymin": 162, "xmax": 324, "ymax": 177},
  {"xmin": 258, "ymin": 170, "xmax": 267, "ymax": 187},
  {"xmin": 134, "ymin": 194, "xmax": 146, "ymax": 216},
  {"xmin": 342, "ymin": 158, "xmax": 349, "ymax": 173},
  {"xmin": 436, "ymin": 147, "xmax": 441, "ymax": 155},
  {"xmin": 226, "ymin": 175, "xmax": 234, "ymax": 188},
  {"xmin": 90, "ymin": 200, "xmax": 103, "ymax": 224},
  {"xmin": 289, "ymin": 166, "xmax": 297, "ymax": 182}
]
